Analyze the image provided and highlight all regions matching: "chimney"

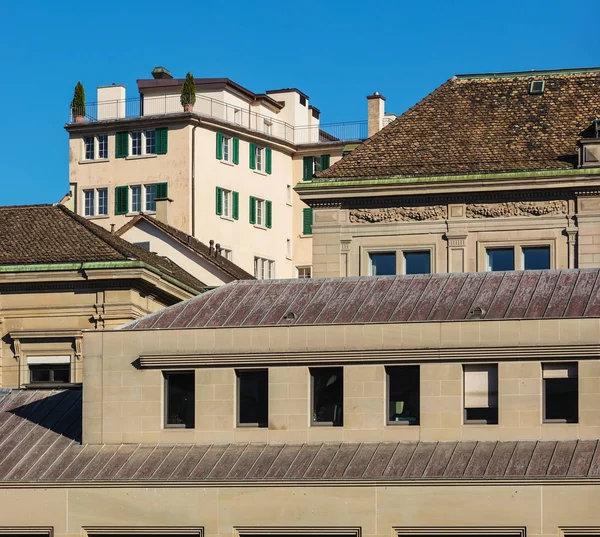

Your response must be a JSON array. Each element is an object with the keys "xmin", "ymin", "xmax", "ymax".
[
  {"xmin": 152, "ymin": 66, "xmax": 173, "ymax": 80},
  {"xmin": 155, "ymin": 197, "xmax": 172, "ymax": 226},
  {"xmin": 367, "ymin": 92, "xmax": 386, "ymax": 137}
]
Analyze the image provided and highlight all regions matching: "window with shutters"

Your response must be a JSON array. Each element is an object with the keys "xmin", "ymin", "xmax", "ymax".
[
  {"xmin": 131, "ymin": 185, "xmax": 142, "ymax": 213},
  {"xmin": 82, "ymin": 135, "xmax": 109, "ymax": 161},
  {"xmin": 543, "ymin": 362, "xmax": 578, "ymax": 423},
  {"xmin": 302, "ymin": 155, "xmax": 330, "ymax": 181},
  {"xmin": 463, "ymin": 364, "xmax": 498, "ymax": 424},
  {"xmin": 145, "ymin": 130, "xmax": 156, "ymax": 154},
  {"xmin": 216, "ymin": 187, "xmax": 239, "ymax": 219},
  {"xmin": 217, "ymin": 133, "xmax": 239, "ymax": 164},
  {"xmin": 256, "ymin": 146, "xmax": 264, "ymax": 171},
  {"xmin": 256, "ymin": 198, "xmax": 265, "ymax": 225},
  {"xmin": 146, "ymin": 184, "xmax": 157, "ymax": 211},
  {"xmin": 302, "ymin": 207, "xmax": 313, "ymax": 235},
  {"xmin": 222, "ymin": 136, "xmax": 230, "ymax": 162},
  {"xmin": 130, "ymin": 130, "xmax": 157, "ymax": 156},
  {"xmin": 254, "ymin": 256, "xmax": 275, "ymax": 279},
  {"xmin": 82, "ymin": 188, "xmax": 108, "ymax": 217},
  {"xmin": 131, "ymin": 131, "xmax": 143, "ymax": 156},
  {"xmin": 116, "ymin": 183, "xmax": 167, "ymax": 214}
]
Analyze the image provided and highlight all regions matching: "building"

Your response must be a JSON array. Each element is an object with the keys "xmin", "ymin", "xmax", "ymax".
[
  {"xmin": 295, "ymin": 67, "xmax": 600, "ymax": 278},
  {"xmin": 65, "ymin": 67, "xmax": 379, "ymax": 279},
  {"xmin": 0, "ymin": 203, "xmax": 205, "ymax": 388},
  {"xmin": 0, "ymin": 271, "xmax": 599, "ymax": 535},
  {"xmin": 115, "ymin": 213, "xmax": 254, "ymax": 286}
]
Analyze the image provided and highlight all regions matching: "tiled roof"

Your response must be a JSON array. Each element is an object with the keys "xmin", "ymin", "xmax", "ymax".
[
  {"xmin": 0, "ymin": 204, "xmax": 205, "ymax": 292},
  {"xmin": 116, "ymin": 215, "xmax": 255, "ymax": 281},
  {"xmin": 121, "ymin": 269, "xmax": 600, "ymax": 330},
  {"xmin": 318, "ymin": 69, "xmax": 600, "ymax": 180},
  {"xmin": 0, "ymin": 389, "xmax": 598, "ymax": 483}
]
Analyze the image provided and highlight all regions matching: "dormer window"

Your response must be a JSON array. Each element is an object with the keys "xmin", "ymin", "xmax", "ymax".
[{"xmin": 529, "ymin": 80, "xmax": 545, "ymax": 94}]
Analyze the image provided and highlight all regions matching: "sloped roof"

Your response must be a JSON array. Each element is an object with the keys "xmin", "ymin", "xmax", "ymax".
[
  {"xmin": 116, "ymin": 214, "xmax": 254, "ymax": 281},
  {"xmin": 0, "ymin": 204, "xmax": 205, "ymax": 292},
  {"xmin": 0, "ymin": 389, "xmax": 597, "ymax": 483},
  {"xmin": 318, "ymin": 68, "xmax": 600, "ymax": 180},
  {"xmin": 121, "ymin": 269, "xmax": 600, "ymax": 330}
]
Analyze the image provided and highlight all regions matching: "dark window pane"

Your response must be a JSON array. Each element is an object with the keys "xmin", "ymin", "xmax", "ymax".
[
  {"xmin": 238, "ymin": 370, "xmax": 268, "ymax": 426},
  {"xmin": 405, "ymin": 251, "xmax": 431, "ymax": 275},
  {"xmin": 165, "ymin": 372, "xmax": 195, "ymax": 427},
  {"xmin": 52, "ymin": 365, "xmax": 70, "ymax": 383},
  {"xmin": 387, "ymin": 366, "xmax": 420, "ymax": 424},
  {"xmin": 311, "ymin": 367, "xmax": 343, "ymax": 425},
  {"xmin": 30, "ymin": 366, "xmax": 51, "ymax": 383},
  {"xmin": 545, "ymin": 377, "xmax": 578, "ymax": 422},
  {"xmin": 523, "ymin": 246, "xmax": 550, "ymax": 270},
  {"xmin": 30, "ymin": 364, "xmax": 70, "ymax": 383},
  {"xmin": 488, "ymin": 248, "xmax": 514, "ymax": 271},
  {"xmin": 370, "ymin": 252, "xmax": 396, "ymax": 275},
  {"xmin": 465, "ymin": 407, "xmax": 498, "ymax": 423}
]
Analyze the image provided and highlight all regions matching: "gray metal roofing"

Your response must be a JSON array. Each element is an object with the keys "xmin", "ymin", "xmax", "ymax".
[
  {"xmin": 0, "ymin": 389, "xmax": 599, "ymax": 483},
  {"xmin": 121, "ymin": 269, "xmax": 600, "ymax": 331}
]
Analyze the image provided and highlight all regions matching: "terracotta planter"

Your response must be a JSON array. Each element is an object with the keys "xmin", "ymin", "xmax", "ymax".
[
  {"xmin": 183, "ymin": 104, "xmax": 194, "ymax": 112},
  {"xmin": 74, "ymin": 115, "xmax": 84, "ymax": 123}
]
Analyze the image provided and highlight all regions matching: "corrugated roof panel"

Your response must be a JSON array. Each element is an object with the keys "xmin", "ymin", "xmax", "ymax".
[
  {"xmin": 370, "ymin": 277, "xmax": 414, "ymax": 322},
  {"xmin": 352, "ymin": 277, "xmax": 396, "ymax": 323},
  {"xmin": 272, "ymin": 279, "xmax": 325, "ymax": 326},
  {"xmin": 296, "ymin": 279, "xmax": 344, "ymax": 325},
  {"xmin": 486, "ymin": 271, "xmax": 523, "ymax": 318},
  {"xmin": 428, "ymin": 273, "xmax": 469, "ymax": 321},
  {"xmin": 409, "ymin": 274, "xmax": 450, "ymax": 322},
  {"xmin": 544, "ymin": 270, "xmax": 580, "ymax": 317},
  {"xmin": 505, "ymin": 271, "xmax": 541, "ymax": 318},
  {"xmin": 446, "ymin": 272, "xmax": 487, "ymax": 320},
  {"xmin": 333, "ymin": 279, "xmax": 377, "ymax": 324},
  {"xmin": 314, "ymin": 280, "xmax": 360, "ymax": 324},
  {"xmin": 525, "ymin": 270, "xmax": 561, "ymax": 317},
  {"xmin": 389, "ymin": 276, "xmax": 432, "ymax": 322},
  {"xmin": 565, "ymin": 270, "xmax": 599, "ymax": 317},
  {"xmin": 567, "ymin": 440, "xmax": 597, "ymax": 476}
]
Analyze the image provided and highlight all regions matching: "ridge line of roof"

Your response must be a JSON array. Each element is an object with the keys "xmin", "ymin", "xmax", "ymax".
[{"xmin": 455, "ymin": 66, "xmax": 600, "ymax": 79}]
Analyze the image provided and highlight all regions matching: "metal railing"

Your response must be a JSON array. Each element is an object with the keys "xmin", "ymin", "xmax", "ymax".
[{"xmin": 69, "ymin": 94, "xmax": 367, "ymax": 145}]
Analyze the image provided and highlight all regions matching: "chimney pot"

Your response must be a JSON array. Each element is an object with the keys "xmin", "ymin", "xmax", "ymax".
[
  {"xmin": 209, "ymin": 240, "xmax": 214, "ymax": 254},
  {"xmin": 367, "ymin": 92, "xmax": 386, "ymax": 137},
  {"xmin": 152, "ymin": 66, "xmax": 173, "ymax": 79}
]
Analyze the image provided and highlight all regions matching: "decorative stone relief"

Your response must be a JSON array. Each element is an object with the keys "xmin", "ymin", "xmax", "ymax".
[
  {"xmin": 349, "ymin": 206, "xmax": 447, "ymax": 223},
  {"xmin": 465, "ymin": 200, "xmax": 568, "ymax": 218}
]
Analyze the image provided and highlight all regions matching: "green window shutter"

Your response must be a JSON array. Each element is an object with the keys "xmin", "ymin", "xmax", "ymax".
[
  {"xmin": 265, "ymin": 147, "xmax": 272, "ymax": 174},
  {"xmin": 156, "ymin": 182, "xmax": 168, "ymax": 199},
  {"xmin": 216, "ymin": 132, "xmax": 223, "ymax": 160},
  {"xmin": 232, "ymin": 137, "xmax": 240, "ymax": 165},
  {"xmin": 302, "ymin": 207, "xmax": 313, "ymax": 235},
  {"xmin": 320, "ymin": 154, "xmax": 330, "ymax": 170},
  {"xmin": 115, "ymin": 186, "xmax": 129, "ymax": 215},
  {"xmin": 265, "ymin": 200, "xmax": 272, "ymax": 228},
  {"xmin": 156, "ymin": 128, "xmax": 168, "ymax": 154},
  {"xmin": 302, "ymin": 156, "xmax": 313, "ymax": 181},
  {"xmin": 249, "ymin": 143, "xmax": 256, "ymax": 169},
  {"xmin": 249, "ymin": 196, "xmax": 256, "ymax": 224},
  {"xmin": 215, "ymin": 187, "xmax": 223, "ymax": 215},
  {"xmin": 232, "ymin": 191, "xmax": 239, "ymax": 220},
  {"xmin": 116, "ymin": 132, "xmax": 129, "ymax": 158}
]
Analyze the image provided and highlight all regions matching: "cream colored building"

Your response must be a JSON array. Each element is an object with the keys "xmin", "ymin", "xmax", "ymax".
[
  {"xmin": 0, "ymin": 270, "xmax": 599, "ymax": 537},
  {"xmin": 296, "ymin": 68, "xmax": 600, "ymax": 277},
  {"xmin": 65, "ymin": 67, "xmax": 371, "ymax": 279}
]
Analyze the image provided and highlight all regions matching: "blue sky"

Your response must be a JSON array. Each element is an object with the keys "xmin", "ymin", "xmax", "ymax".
[{"xmin": 1, "ymin": 0, "xmax": 595, "ymax": 206}]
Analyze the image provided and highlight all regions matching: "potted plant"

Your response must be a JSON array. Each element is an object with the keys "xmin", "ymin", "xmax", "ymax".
[
  {"xmin": 71, "ymin": 81, "xmax": 86, "ymax": 122},
  {"xmin": 180, "ymin": 72, "xmax": 196, "ymax": 112}
]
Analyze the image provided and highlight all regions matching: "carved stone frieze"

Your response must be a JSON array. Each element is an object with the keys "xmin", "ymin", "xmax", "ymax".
[
  {"xmin": 349, "ymin": 206, "xmax": 447, "ymax": 223},
  {"xmin": 465, "ymin": 200, "xmax": 568, "ymax": 218}
]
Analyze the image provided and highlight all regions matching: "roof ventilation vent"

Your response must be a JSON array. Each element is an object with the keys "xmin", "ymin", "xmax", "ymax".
[
  {"xmin": 529, "ymin": 80, "xmax": 545, "ymax": 95},
  {"xmin": 283, "ymin": 311, "xmax": 296, "ymax": 321},
  {"xmin": 468, "ymin": 306, "xmax": 485, "ymax": 320}
]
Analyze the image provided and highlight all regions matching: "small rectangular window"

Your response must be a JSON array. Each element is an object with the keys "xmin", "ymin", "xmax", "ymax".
[
  {"xmin": 237, "ymin": 370, "xmax": 268, "ymax": 427},
  {"xmin": 221, "ymin": 248, "xmax": 233, "ymax": 261},
  {"xmin": 254, "ymin": 256, "xmax": 275, "ymax": 280},
  {"xmin": 84, "ymin": 137, "xmax": 95, "ymax": 160},
  {"xmin": 146, "ymin": 184, "xmax": 157, "ymax": 211},
  {"xmin": 311, "ymin": 367, "xmax": 343, "ymax": 426},
  {"xmin": 131, "ymin": 131, "xmax": 143, "ymax": 156},
  {"xmin": 256, "ymin": 147, "xmax": 264, "ymax": 171},
  {"xmin": 256, "ymin": 198, "xmax": 265, "ymax": 226},
  {"xmin": 164, "ymin": 371, "xmax": 195, "ymax": 428},
  {"xmin": 98, "ymin": 135, "xmax": 108, "ymax": 159},
  {"xmin": 222, "ymin": 136, "xmax": 230, "ymax": 162},
  {"xmin": 464, "ymin": 364, "xmax": 498, "ymax": 424},
  {"xmin": 131, "ymin": 185, "xmax": 142, "ymax": 213},
  {"xmin": 222, "ymin": 189, "xmax": 232, "ymax": 217},
  {"xmin": 370, "ymin": 252, "xmax": 396, "ymax": 276},
  {"xmin": 487, "ymin": 248, "xmax": 514, "ymax": 271},
  {"xmin": 404, "ymin": 251, "xmax": 431, "ymax": 275},
  {"xmin": 83, "ymin": 189, "xmax": 94, "ymax": 217},
  {"xmin": 313, "ymin": 156, "xmax": 322, "ymax": 175},
  {"xmin": 543, "ymin": 363, "xmax": 578, "ymax": 423},
  {"xmin": 30, "ymin": 364, "xmax": 70, "ymax": 384},
  {"xmin": 386, "ymin": 365, "xmax": 420, "ymax": 425},
  {"xmin": 145, "ymin": 130, "xmax": 156, "ymax": 154},
  {"xmin": 97, "ymin": 188, "xmax": 108, "ymax": 216},
  {"xmin": 523, "ymin": 246, "xmax": 550, "ymax": 270},
  {"xmin": 297, "ymin": 266, "xmax": 312, "ymax": 279}
]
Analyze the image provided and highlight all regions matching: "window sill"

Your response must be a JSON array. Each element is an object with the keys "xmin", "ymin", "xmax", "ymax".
[
  {"xmin": 311, "ymin": 421, "xmax": 343, "ymax": 427},
  {"xmin": 125, "ymin": 154, "xmax": 157, "ymax": 160},
  {"xmin": 84, "ymin": 214, "xmax": 110, "ymax": 220},
  {"xmin": 23, "ymin": 382, "xmax": 81, "ymax": 390},
  {"xmin": 253, "ymin": 224, "xmax": 267, "ymax": 231},
  {"xmin": 286, "ymin": 202, "xmax": 292, "ymax": 207},
  {"xmin": 300, "ymin": 233, "xmax": 313, "ymax": 238},
  {"xmin": 164, "ymin": 424, "xmax": 195, "ymax": 429},
  {"xmin": 253, "ymin": 170, "xmax": 268, "ymax": 176},
  {"xmin": 387, "ymin": 420, "xmax": 419, "ymax": 426},
  {"xmin": 237, "ymin": 423, "xmax": 268, "ymax": 428},
  {"xmin": 464, "ymin": 421, "xmax": 498, "ymax": 426},
  {"xmin": 220, "ymin": 160, "xmax": 235, "ymax": 167},
  {"xmin": 78, "ymin": 159, "xmax": 109, "ymax": 165},
  {"xmin": 220, "ymin": 215, "xmax": 235, "ymax": 222},
  {"xmin": 125, "ymin": 211, "xmax": 156, "ymax": 217},
  {"xmin": 543, "ymin": 419, "xmax": 578, "ymax": 424}
]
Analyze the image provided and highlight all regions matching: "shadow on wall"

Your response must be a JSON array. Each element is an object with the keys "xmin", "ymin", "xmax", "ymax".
[{"xmin": 8, "ymin": 389, "xmax": 82, "ymax": 443}]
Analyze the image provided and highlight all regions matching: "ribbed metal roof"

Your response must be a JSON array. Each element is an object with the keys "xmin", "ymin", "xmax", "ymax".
[
  {"xmin": 121, "ymin": 269, "xmax": 600, "ymax": 330},
  {"xmin": 0, "ymin": 390, "xmax": 599, "ymax": 483}
]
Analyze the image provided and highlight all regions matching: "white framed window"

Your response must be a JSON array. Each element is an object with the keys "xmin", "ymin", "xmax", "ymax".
[
  {"xmin": 222, "ymin": 136, "xmax": 231, "ymax": 162},
  {"xmin": 286, "ymin": 185, "xmax": 292, "ymax": 205},
  {"xmin": 256, "ymin": 146, "xmax": 264, "ymax": 171},
  {"xmin": 129, "ymin": 130, "xmax": 156, "ymax": 157},
  {"xmin": 222, "ymin": 189, "xmax": 232, "ymax": 217},
  {"xmin": 131, "ymin": 131, "xmax": 143, "ymax": 156},
  {"xmin": 145, "ymin": 130, "xmax": 156, "ymax": 154},
  {"xmin": 131, "ymin": 185, "xmax": 142, "ymax": 213},
  {"xmin": 127, "ymin": 184, "xmax": 158, "ymax": 213},
  {"xmin": 297, "ymin": 266, "xmax": 312, "ymax": 279},
  {"xmin": 83, "ymin": 135, "xmax": 108, "ymax": 161},
  {"xmin": 256, "ymin": 198, "xmax": 265, "ymax": 226},
  {"xmin": 145, "ymin": 184, "xmax": 157, "ymax": 211},
  {"xmin": 254, "ymin": 256, "xmax": 275, "ymax": 279},
  {"xmin": 83, "ymin": 188, "xmax": 108, "ymax": 217}
]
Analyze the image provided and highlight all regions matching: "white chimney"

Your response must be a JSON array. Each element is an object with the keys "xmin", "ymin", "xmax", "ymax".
[
  {"xmin": 97, "ymin": 84, "xmax": 126, "ymax": 120},
  {"xmin": 367, "ymin": 92, "xmax": 386, "ymax": 137}
]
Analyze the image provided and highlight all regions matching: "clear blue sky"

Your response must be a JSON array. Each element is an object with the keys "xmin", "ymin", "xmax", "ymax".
[{"xmin": 1, "ymin": 0, "xmax": 595, "ymax": 206}]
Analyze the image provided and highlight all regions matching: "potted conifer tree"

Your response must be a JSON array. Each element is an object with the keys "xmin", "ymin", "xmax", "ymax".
[
  {"xmin": 71, "ymin": 82, "xmax": 86, "ymax": 123},
  {"xmin": 180, "ymin": 72, "xmax": 196, "ymax": 112}
]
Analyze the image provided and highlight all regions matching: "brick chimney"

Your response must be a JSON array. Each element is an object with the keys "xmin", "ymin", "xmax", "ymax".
[
  {"xmin": 367, "ymin": 92, "xmax": 386, "ymax": 137},
  {"xmin": 155, "ymin": 197, "xmax": 172, "ymax": 225}
]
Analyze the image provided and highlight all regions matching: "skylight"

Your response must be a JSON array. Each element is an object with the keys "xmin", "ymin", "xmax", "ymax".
[{"xmin": 529, "ymin": 80, "xmax": 545, "ymax": 94}]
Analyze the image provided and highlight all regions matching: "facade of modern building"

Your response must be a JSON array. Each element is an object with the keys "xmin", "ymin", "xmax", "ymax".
[
  {"xmin": 0, "ymin": 204, "xmax": 205, "ymax": 388},
  {"xmin": 295, "ymin": 68, "xmax": 600, "ymax": 278},
  {"xmin": 0, "ymin": 272, "xmax": 599, "ymax": 537},
  {"xmin": 65, "ymin": 67, "xmax": 379, "ymax": 279}
]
